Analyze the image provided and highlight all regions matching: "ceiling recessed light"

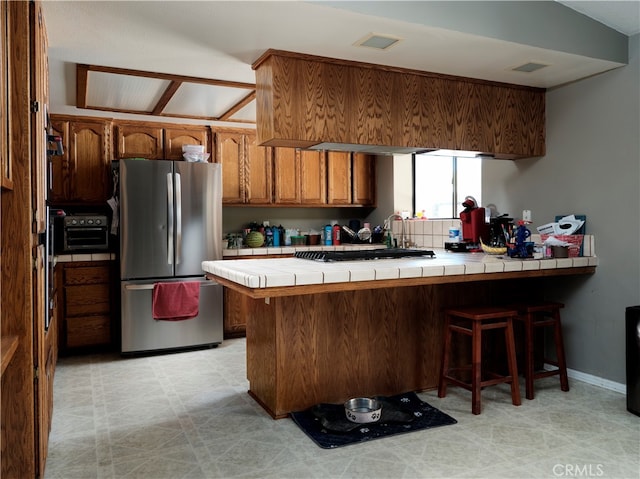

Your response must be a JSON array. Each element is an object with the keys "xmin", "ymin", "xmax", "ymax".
[
  {"xmin": 511, "ymin": 62, "xmax": 550, "ymax": 73},
  {"xmin": 354, "ymin": 33, "xmax": 403, "ymax": 51}
]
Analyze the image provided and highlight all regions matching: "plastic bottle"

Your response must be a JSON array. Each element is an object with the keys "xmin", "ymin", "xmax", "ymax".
[
  {"xmin": 332, "ymin": 224, "xmax": 341, "ymax": 245},
  {"xmin": 272, "ymin": 226, "xmax": 280, "ymax": 247},
  {"xmin": 265, "ymin": 226, "xmax": 273, "ymax": 247},
  {"xmin": 324, "ymin": 224, "xmax": 333, "ymax": 245}
]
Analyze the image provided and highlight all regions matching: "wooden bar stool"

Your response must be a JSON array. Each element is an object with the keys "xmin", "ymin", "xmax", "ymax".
[
  {"xmin": 513, "ymin": 301, "xmax": 569, "ymax": 400},
  {"xmin": 438, "ymin": 306, "xmax": 521, "ymax": 415}
]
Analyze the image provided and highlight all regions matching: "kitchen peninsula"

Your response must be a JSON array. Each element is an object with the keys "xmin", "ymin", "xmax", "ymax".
[{"xmin": 202, "ymin": 241, "xmax": 597, "ymax": 418}]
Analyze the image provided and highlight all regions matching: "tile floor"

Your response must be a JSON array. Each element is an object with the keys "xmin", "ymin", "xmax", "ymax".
[{"xmin": 44, "ymin": 338, "xmax": 639, "ymax": 479}]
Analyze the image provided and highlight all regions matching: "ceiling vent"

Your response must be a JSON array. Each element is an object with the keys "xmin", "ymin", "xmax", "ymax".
[
  {"xmin": 355, "ymin": 33, "xmax": 402, "ymax": 51},
  {"xmin": 511, "ymin": 62, "xmax": 549, "ymax": 73}
]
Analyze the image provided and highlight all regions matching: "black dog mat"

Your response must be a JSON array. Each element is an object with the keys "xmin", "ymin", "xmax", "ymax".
[{"xmin": 290, "ymin": 392, "xmax": 457, "ymax": 449}]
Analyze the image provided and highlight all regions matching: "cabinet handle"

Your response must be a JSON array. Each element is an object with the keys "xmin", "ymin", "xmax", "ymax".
[
  {"xmin": 124, "ymin": 280, "xmax": 217, "ymax": 291},
  {"xmin": 167, "ymin": 173, "xmax": 174, "ymax": 265},
  {"xmin": 175, "ymin": 172, "xmax": 182, "ymax": 265}
]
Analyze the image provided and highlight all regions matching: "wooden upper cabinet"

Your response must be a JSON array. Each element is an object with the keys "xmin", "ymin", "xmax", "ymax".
[
  {"xmin": 69, "ymin": 120, "xmax": 111, "ymax": 203},
  {"xmin": 49, "ymin": 119, "xmax": 69, "ymax": 203},
  {"xmin": 492, "ymin": 86, "xmax": 545, "ymax": 159},
  {"xmin": 114, "ymin": 124, "xmax": 163, "ymax": 159},
  {"xmin": 215, "ymin": 130, "xmax": 273, "ymax": 205},
  {"xmin": 455, "ymin": 81, "xmax": 495, "ymax": 154},
  {"xmin": 299, "ymin": 150, "xmax": 326, "ymax": 205},
  {"xmin": 215, "ymin": 130, "xmax": 245, "ymax": 204},
  {"xmin": 327, "ymin": 151, "xmax": 351, "ymax": 205},
  {"xmin": 253, "ymin": 50, "xmax": 545, "ymax": 159},
  {"xmin": 163, "ymin": 126, "xmax": 209, "ymax": 160},
  {"xmin": 244, "ymin": 132, "xmax": 272, "ymax": 205},
  {"xmin": 273, "ymin": 147, "xmax": 300, "ymax": 204},
  {"xmin": 49, "ymin": 116, "xmax": 111, "ymax": 204},
  {"xmin": 352, "ymin": 153, "xmax": 376, "ymax": 206}
]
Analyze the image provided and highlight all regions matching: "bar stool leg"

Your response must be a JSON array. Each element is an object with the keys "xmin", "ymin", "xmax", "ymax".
[
  {"xmin": 524, "ymin": 312, "xmax": 536, "ymax": 400},
  {"xmin": 553, "ymin": 309, "xmax": 570, "ymax": 392},
  {"xmin": 471, "ymin": 320, "xmax": 482, "ymax": 415},
  {"xmin": 505, "ymin": 318, "xmax": 521, "ymax": 406},
  {"xmin": 438, "ymin": 313, "xmax": 452, "ymax": 398}
]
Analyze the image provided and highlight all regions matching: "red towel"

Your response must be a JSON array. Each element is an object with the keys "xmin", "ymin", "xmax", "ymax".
[{"xmin": 152, "ymin": 281, "xmax": 200, "ymax": 321}]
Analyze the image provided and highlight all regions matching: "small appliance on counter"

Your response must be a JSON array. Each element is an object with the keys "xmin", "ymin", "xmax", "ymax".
[{"xmin": 445, "ymin": 196, "xmax": 488, "ymax": 252}]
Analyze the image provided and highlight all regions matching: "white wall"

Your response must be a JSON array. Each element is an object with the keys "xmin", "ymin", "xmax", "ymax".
[{"xmin": 483, "ymin": 34, "xmax": 640, "ymax": 384}]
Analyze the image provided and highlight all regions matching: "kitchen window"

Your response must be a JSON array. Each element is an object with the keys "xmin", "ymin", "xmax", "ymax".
[{"xmin": 413, "ymin": 151, "xmax": 482, "ymax": 219}]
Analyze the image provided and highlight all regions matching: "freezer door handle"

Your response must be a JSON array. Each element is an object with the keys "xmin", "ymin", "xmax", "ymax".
[
  {"xmin": 124, "ymin": 280, "xmax": 218, "ymax": 291},
  {"xmin": 175, "ymin": 172, "xmax": 182, "ymax": 265},
  {"xmin": 167, "ymin": 172, "xmax": 174, "ymax": 265}
]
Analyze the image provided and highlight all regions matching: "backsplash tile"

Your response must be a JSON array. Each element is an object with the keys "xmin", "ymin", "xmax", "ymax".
[{"xmin": 391, "ymin": 219, "xmax": 461, "ymax": 249}]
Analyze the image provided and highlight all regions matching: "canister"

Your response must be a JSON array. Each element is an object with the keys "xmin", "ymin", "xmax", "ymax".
[
  {"xmin": 324, "ymin": 225, "xmax": 333, "ymax": 245},
  {"xmin": 332, "ymin": 224, "xmax": 341, "ymax": 245},
  {"xmin": 448, "ymin": 227, "xmax": 460, "ymax": 243}
]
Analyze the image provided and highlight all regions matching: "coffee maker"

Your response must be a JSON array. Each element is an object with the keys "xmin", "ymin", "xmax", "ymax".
[
  {"xmin": 488, "ymin": 215, "xmax": 513, "ymax": 247},
  {"xmin": 446, "ymin": 196, "xmax": 488, "ymax": 252}
]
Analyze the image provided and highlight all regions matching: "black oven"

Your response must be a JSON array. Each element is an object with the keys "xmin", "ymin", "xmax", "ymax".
[{"xmin": 56, "ymin": 213, "xmax": 110, "ymax": 253}]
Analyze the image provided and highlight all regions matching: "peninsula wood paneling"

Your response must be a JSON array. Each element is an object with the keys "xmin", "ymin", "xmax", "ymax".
[
  {"xmin": 253, "ymin": 50, "xmax": 545, "ymax": 159},
  {"xmin": 245, "ymin": 279, "xmax": 544, "ymax": 418}
]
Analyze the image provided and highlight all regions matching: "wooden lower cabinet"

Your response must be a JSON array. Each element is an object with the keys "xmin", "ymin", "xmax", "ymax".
[{"xmin": 59, "ymin": 261, "xmax": 115, "ymax": 352}]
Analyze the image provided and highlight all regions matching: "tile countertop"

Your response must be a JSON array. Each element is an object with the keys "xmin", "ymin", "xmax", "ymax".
[
  {"xmin": 203, "ymin": 235, "xmax": 597, "ymax": 290},
  {"xmin": 221, "ymin": 243, "xmax": 382, "ymax": 257},
  {"xmin": 54, "ymin": 253, "xmax": 117, "ymax": 264}
]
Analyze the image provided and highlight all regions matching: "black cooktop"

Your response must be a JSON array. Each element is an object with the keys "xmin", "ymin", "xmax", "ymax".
[{"xmin": 294, "ymin": 248, "xmax": 435, "ymax": 262}]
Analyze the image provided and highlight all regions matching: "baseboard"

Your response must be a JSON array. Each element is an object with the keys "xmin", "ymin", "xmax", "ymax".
[{"xmin": 545, "ymin": 364, "xmax": 626, "ymax": 394}]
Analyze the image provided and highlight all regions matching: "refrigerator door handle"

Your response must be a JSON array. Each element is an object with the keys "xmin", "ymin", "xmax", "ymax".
[
  {"xmin": 124, "ymin": 280, "xmax": 218, "ymax": 291},
  {"xmin": 167, "ymin": 172, "xmax": 174, "ymax": 265},
  {"xmin": 175, "ymin": 172, "xmax": 182, "ymax": 265}
]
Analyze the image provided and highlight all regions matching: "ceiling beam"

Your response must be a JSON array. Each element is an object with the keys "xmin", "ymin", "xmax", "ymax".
[
  {"xmin": 76, "ymin": 64, "xmax": 89, "ymax": 108},
  {"xmin": 78, "ymin": 63, "xmax": 255, "ymax": 89},
  {"xmin": 75, "ymin": 63, "xmax": 257, "ymax": 123},
  {"xmin": 219, "ymin": 91, "xmax": 256, "ymax": 121},
  {"xmin": 152, "ymin": 80, "xmax": 182, "ymax": 116}
]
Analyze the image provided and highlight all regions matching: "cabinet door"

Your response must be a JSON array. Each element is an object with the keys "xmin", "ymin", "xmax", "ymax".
[
  {"xmin": 48, "ymin": 119, "xmax": 69, "ymax": 203},
  {"xmin": 327, "ymin": 151, "xmax": 351, "ymax": 205},
  {"xmin": 65, "ymin": 315, "xmax": 111, "ymax": 348},
  {"xmin": 164, "ymin": 126, "xmax": 209, "ymax": 160},
  {"xmin": 223, "ymin": 287, "xmax": 248, "ymax": 338},
  {"xmin": 115, "ymin": 124, "xmax": 163, "ymax": 159},
  {"xmin": 455, "ymin": 82, "xmax": 494, "ymax": 154},
  {"xmin": 61, "ymin": 262, "xmax": 112, "ymax": 350},
  {"xmin": 216, "ymin": 131, "xmax": 245, "ymax": 204},
  {"xmin": 493, "ymin": 86, "xmax": 545, "ymax": 158},
  {"xmin": 273, "ymin": 147, "xmax": 300, "ymax": 204},
  {"xmin": 352, "ymin": 153, "xmax": 376, "ymax": 206},
  {"xmin": 31, "ymin": 2, "xmax": 48, "ymax": 234},
  {"xmin": 245, "ymin": 133, "xmax": 272, "ymax": 204},
  {"xmin": 299, "ymin": 150, "xmax": 326, "ymax": 205},
  {"xmin": 68, "ymin": 119, "xmax": 111, "ymax": 203}
]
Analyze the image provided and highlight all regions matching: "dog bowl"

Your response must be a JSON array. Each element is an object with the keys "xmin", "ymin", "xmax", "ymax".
[{"xmin": 344, "ymin": 397, "xmax": 382, "ymax": 423}]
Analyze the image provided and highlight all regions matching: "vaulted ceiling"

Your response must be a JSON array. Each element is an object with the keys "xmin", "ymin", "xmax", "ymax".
[{"xmin": 41, "ymin": 1, "xmax": 639, "ymax": 126}]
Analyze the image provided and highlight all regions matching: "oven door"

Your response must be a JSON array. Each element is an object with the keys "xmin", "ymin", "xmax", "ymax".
[{"xmin": 63, "ymin": 226, "xmax": 109, "ymax": 252}]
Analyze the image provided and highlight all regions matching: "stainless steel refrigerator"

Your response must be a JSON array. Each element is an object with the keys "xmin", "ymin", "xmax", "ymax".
[{"xmin": 119, "ymin": 159, "xmax": 223, "ymax": 354}]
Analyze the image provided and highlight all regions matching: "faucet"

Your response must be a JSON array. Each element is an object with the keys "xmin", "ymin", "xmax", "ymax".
[{"xmin": 384, "ymin": 213, "xmax": 408, "ymax": 249}]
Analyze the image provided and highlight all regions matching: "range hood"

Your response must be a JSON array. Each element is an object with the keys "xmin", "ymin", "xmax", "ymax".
[{"xmin": 305, "ymin": 142, "xmax": 437, "ymax": 156}]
